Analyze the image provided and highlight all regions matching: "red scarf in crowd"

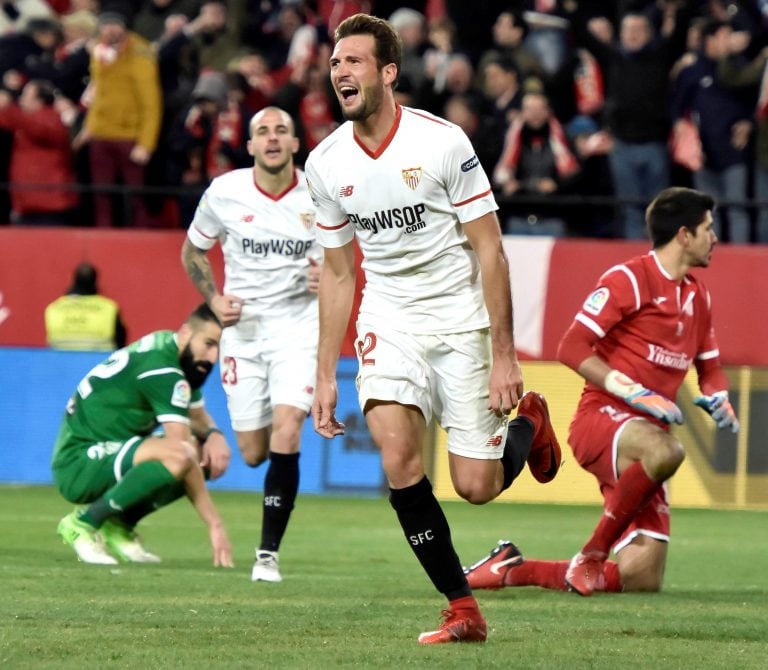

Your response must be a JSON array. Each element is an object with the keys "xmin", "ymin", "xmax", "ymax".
[{"xmin": 497, "ymin": 116, "xmax": 580, "ymax": 181}]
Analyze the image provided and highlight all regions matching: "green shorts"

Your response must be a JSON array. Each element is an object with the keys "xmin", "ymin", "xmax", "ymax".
[{"xmin": 52, "ymin": 423, "xmax": 146, "ymax": 504}]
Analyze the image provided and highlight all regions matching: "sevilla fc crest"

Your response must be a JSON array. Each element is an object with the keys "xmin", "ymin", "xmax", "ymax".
[
  {"xmin": 401, "ymin": 167, "xmax": 422, "ymax": 191},
  {"xmin": 299, "ymin": 211, "xmax": 315, "ymax": 231}
]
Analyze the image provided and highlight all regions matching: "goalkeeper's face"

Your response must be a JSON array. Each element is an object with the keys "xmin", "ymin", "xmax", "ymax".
[
  {"xmin": 687, "ymin": 212, "xmax": 717, "ymax": 268},
  {"xmin": 247, "ymin": 107, "xmax": 300, "ymax": 175}
]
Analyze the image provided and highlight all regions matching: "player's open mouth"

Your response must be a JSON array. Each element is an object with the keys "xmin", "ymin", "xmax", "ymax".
[{"xmin": 340, "ymin": 85, "xmax": 358, "ymax": 101}]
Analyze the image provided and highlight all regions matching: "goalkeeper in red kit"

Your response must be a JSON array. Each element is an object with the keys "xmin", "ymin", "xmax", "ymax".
[{"xmin": 464, "ymin": 187, "xmax": 740, "ymax": 595}]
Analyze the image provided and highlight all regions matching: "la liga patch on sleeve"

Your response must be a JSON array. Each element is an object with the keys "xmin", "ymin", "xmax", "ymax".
[
  {"xmin": 171, "ymin": 380, "xmax": 192, "ymax": 408},
  {"xmin": 583, "ymin": 287, "xmax": 610, "ymax": 316}
]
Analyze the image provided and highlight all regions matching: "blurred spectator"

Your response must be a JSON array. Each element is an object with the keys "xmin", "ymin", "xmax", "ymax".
[
  {"xmin": 157, "ymin": 1, "xmax": 230, "ymax": 124},
  {"xmin": 133, "ymin": 0, "xmax": 201, "ymax": 43},
  {"xmin": 0, "ymin": 0, "xmax": 54, "ymax": 37},
  {"xmin": 229, "ymin": 52, "xmax": 276, "ymax": 114},
  {"xmin": 0, "ymin": 79, "xmax": 79, "ymax": 225},
  {"xmin": 563, "ymin": 114, "xmax": 616, "ymax": 238},
  {"xmin": 522, "ymin": 10, "xmax": 604, "ymax": 124},
  {"xmin": 443, "ymin": 93, "xmax": 501, "ymax": 176},
  {"xmin": 416, "ymin": 52, "xmax": 480, "ymax": 116},
  {"xmin": 167, "ymin": 71, "xmax": 251, "ymax": 223},
  {"xmin": 493, "ymin": 90, "xmax": 580, "ymax": 236},
  {"xmin": 388, "ymin": 8, "xmax": 427, "ymax": 93},
  {"xmin": 421, "ymin": 16, "xmax": 457, "ymax": 100},
  {"xmin": 718, "ymin": 35, "xmax": 768, "ymax": 243},
  {"xmin": 191, "ymin": 1, "xmax": 243, "ymax": 73},
  {"xmin": 74, "ymin": 9, "xmax": 163, "ymax": 227},
  {"xmin": 45, "ymin": 261, "xmax": 127, "ymax": 351},
  {"xmin": 443, "ymin": 0, "xmax": 509, "ymax": 63},
  {"xmin": 0, "ymin": 16, "xmax": 62, "ymax": 93},
  {"xmin": 258, "ymin": 2, "xmax": 320, "ymax": 88},
  {"xmin": 581, "ymin": 7, "xmax": 688, "ymax": 239},
  {"xmin": 479, "ymin": 51, "xmax": 524, "ymax": 132},
  {"xmin": 316, "ymin": 1, "xmax": 372, "ymax": 33},
  {"xmin": 55, "ymin": 10, "xmax": 98, "ymax": 103},
  {"xmin": 671, "ymin": 18, "xmax": 755, "ymax": 243},
  {"xmin": 296, "ymin": 62, "xmax": 338, "ymax": 152},
  {"xmin": 487, "ymin": 10, "xmax": 541, "ymax": 84}
]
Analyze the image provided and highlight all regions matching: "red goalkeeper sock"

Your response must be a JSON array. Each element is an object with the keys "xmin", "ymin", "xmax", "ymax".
[
  {"xmin": 503, "ymin": 559, "xmax": 622, "ymax": 592},
  {"xmin": 581, "ymin": 461, "xmax": 660, "ymax": 559},
  {"xmin": 503, "ymin": 559, "xmax": 570, "ymax": 590}
]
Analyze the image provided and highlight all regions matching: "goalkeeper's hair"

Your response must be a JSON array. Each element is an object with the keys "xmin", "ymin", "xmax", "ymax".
[
  {"xmin": 334, "ymin": 13, "xmax": 402, "ymax": 84},
  {"xmin": 646, "ymin": 187, "xmax": 716, "ymax": 248},
  {"xmin": 187, "ymin": 303, "xmax": 221, "ymax": 329}
]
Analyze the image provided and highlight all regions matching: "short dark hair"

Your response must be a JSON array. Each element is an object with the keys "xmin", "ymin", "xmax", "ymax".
[
  {"xmin": 69, "ymin": 261, "xmax": 98, "ymax": 295},
  {"xmin": 646, "ymin": 187, "xmax": 715, "ymax": 247},
  {"xmin": 701, "ymin": 18, "xmax": 729, "ymax": 40},
  {"xmin": 28, "ymin": 79, "xmax": 56, "ymax": 106},
  {"xmin": 187, "ymin": 303, "xmax": 221, "ymax": 328},
  {"xmin": 334, "ymin": 13, "xmax": 402, "ymax": 83}
]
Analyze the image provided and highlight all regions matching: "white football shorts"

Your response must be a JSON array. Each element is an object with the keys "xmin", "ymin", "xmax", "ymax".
[
  {"xmin": 355, "ymin": 321, "xmax": 508, "ymax": 459},
  {"xmin": 220, "ymin": 301, "xmax": 318, "ymax": 431}
]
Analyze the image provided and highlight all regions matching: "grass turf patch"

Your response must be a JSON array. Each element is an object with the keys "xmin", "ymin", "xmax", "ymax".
[{"xmin": 0, "ymin": 486, "xmax": 765, "ymax": 669}]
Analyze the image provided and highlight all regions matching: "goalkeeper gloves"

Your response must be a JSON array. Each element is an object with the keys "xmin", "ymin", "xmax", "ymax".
[
  {"xmin": 605, "ymin": 370, "xmax": 684, "ymax": 425},
  {"xmin": 693, "ymin": 391, "xmax": 740, "ymax": 433}
]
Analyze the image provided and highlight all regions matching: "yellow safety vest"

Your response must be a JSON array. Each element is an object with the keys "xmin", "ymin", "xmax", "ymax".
[{"xmin": 44, "ymin": 294, "xmax": 119, "ymax": 351}]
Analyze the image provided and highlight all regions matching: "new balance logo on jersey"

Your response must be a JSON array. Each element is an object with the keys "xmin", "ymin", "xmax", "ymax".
[
  {"xmin": 242, "ymin": 238, "xmax": 314, "ymax": 258},
  {"xmin": 241, "ymin": 214, "xmax": 254, "ymax": 223},
  {"xmin": 652, "ymin": 296, "xmax": 667, "ymax": 305},
  {"xmin": 486, "ymin": 435, "xmax": 503, "ymax": 447},
  {"xmin": 339, "ymin": 185, "xmax": 354, "ymax": 197},
  {"xmin": 348, "ymin": 204, "xmax": 427, "ymax": 235}
]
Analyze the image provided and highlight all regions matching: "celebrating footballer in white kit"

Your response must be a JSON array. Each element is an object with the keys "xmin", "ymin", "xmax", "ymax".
[
  {"xmin": 182, "ymin": 106, "xmax": 320, "ymax": 584},
  {"xmin": 305, "ymin": 13, "xmax": 562, "ymax": 645}
]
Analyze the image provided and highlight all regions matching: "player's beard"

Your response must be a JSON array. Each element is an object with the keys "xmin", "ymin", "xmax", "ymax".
[
  {"xmin": 339, "ymin": 77, "xmax": 385, "ymax": 122},
  {"xmin": 180, "ymin": 344, "xmax": 213, "ymax": 390}
]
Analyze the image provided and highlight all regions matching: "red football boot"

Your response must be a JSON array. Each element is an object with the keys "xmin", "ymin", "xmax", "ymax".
[
  {"xmin": 417, "ymin": 598, "xmax": 487, "ymax": 645},
  {"xmin": 517, "ymin": 392, "xmax": 562, "ymax": 483},
  {"xmin": 463, "ymin": 541, "xmax": 523, "ymax": 590}
]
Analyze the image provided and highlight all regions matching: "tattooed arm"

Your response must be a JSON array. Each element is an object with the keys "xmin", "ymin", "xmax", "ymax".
[{"xmin": 181, "ymin": 238, "xmax": 244, "ymax": 327}]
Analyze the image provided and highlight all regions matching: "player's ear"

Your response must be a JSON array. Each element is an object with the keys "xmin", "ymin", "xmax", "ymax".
[
  {"xmin": 291, "ymin": 136, "xmax": 299, "ymax": 155},
  {"xmin": 382, "ymin": 63, "xmax": 398, "ymax": 87},
  {"xmin": 178, "ymin": 322, "xmax": 193, "ymax": 348}
]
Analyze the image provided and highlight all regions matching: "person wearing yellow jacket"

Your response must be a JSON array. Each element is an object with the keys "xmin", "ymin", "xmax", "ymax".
[
  {"xmin": 45, "ymin": 262, "xmax": 127, "ymax": 351},
  {"xmin": 74, "ymin": 9, "xmax": 162, "ymax": 228}
]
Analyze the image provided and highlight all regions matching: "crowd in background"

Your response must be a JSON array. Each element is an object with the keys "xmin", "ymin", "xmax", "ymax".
[{"xmin": 2, "ymin": 0, "xmax": 768, "ymax": 241}]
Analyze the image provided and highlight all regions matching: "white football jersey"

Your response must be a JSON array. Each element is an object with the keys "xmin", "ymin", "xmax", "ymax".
[
  {"xmin": 304, "ymin": 105, "xmax": 498, "ymax": 334},
  {"xmin": 187, "ymin": 167, "xmax": 319, "ymax": 320}
]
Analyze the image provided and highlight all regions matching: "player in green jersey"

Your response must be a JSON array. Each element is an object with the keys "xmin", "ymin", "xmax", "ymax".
[{"xmin": 52, "ymin": 303, "xmax": 234, "ymax": 567}]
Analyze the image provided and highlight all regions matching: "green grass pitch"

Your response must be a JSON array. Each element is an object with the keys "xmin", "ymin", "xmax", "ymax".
[{"xmin": 1, "ymin": 485, "xmax": 765, "ymax": 669}]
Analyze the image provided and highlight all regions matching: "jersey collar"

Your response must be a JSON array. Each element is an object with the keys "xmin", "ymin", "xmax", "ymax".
[
  {"xmin": 253, "ymin": 169, "xmax": 299, "ymax": 201},
  {"xmin": 353, "ymin": 104, "xmax": 402, "ymax": 159}
]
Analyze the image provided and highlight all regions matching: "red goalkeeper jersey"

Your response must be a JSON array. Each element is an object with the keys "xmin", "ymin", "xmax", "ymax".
[{"xmin": 562, "ymin": 251, "xmax": 721, "ymax": 403}]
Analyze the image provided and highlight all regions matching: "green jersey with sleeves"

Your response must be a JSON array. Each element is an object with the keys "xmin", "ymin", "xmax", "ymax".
[{"xmin": 56, "ymin": 330, "xmax": 203, "ymax": 448}]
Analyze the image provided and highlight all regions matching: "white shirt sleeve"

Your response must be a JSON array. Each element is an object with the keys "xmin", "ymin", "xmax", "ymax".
[
  {"xmin": 441, "ymin": 126, "xmax": 498, "ymax": 224},
  {"xmin": 186, "ymin": 189, "xmax": 223, "ymax": 251},
  {"xmin": 304, "ymin": 154, "xmax": 355, "ymax": 249}
]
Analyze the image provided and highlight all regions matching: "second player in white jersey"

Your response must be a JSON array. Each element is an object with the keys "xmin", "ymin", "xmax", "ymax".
[
  {"xmin": 187, "ymin": 166, "xmax": 319, "ymax": 319},
  {"xmin": 305, "ymin": 104, "xmax": 497, "ymax": 333},
  {"xmin": 182, "ymin": 107, "xmax": 319, "ymax": 585}
]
